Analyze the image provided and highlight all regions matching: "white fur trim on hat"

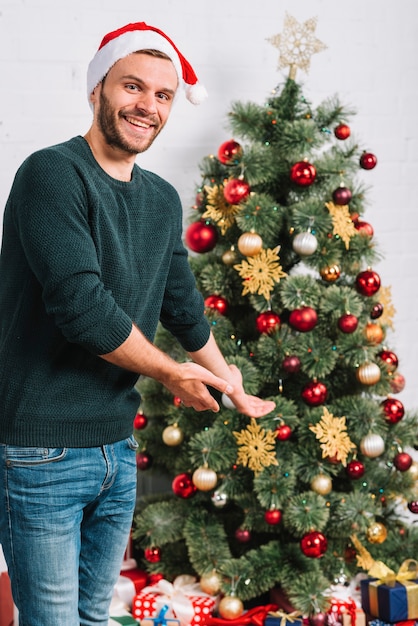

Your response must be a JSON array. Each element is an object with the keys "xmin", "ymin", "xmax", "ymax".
[{"xmin": 87, "ymin": 22, "xmax": 207, "ymax": 106}]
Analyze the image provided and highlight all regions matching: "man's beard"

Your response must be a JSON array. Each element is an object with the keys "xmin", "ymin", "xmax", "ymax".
[{"xmin": 97, "ymin": 90, "xmax": 161, "ymax": 155}]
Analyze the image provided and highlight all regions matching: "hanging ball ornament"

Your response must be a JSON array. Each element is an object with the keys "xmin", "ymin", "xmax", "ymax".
[
  {"xmin": 370, "ymin": 302, "xmax": 384, "ymax": 319},
  {"xmin": 356, "ymin": 269, "xmax": 381, "ymax": 297},
  {"xmin": 235, "ymin": 528, "xmax": 251, "ymax": 543},
  {"xmin": 162, "ymin": 424, "xmax": 184, "ymax": 446},
  {"xmin": 360, "ymin": 151, "xmax": 378, "ymax": 170},
  {"xmin": 334, "ymin": 123, "xmax": 351, "ymax": 139},
  {"xmin": 360, "ymin": 433, "xmax": 385, "ymax": 458},
  {"xmin": 237, "ymin": 231, "xmax": 263, "ymax": 256},
  {"xmin": 289, "ymin": 306, "xmax": 318, "ymax": 332},
  {"xmin": 221, "ymin": 393, "xmax": 236, "ymax": 410},
  {"xmin": 332, "ymin": 186, "xmax": 352, "ymax": 205},
  {"xmin": 393, "ymin": 452, "xmax": 413, "ymax": 472},
  {"xmin": 378, "ymin": 350, "xmax": 399, "ymax": 372},
  {"xmin": 172, "ymin": 472, "xmax": 197, "ymax": 499},
  {"xmin": 300, "ymin": 531, "xmax": 328, "ymax": 558},
  {"xmin": 200, "ymin": 571, "xmax": 222, "ymax": 596},
  {"xmin": 222, "ymin": 248, "xmax": 237, "ymax": 266},
  {"xmin": 366, "ymin": 522, "xmax": 387, "ymax": 544},
  {"xmin": 136, "ymin": 451, "xmax": 153, "ymax": 470},
  {"xmin": 133, "ymin": 411, "xmax": 148, "ymax": 430},
  {"xmin": 355, "ymin": 220, "xmax": 374, "ymax": 237},
  {"xmin": 192, "ymin": 465, "xmax": 218, "ymax": 491},
  {"xmin": 390, "ymin": 372, "xmax": 406, "ymax": 394},
  {"xmin": 365, "ymin": 322, "xmax": 384, "ymax": 344},
  {"xmin": 204, "ymin": 294, "xmax": 229, "ymax": 316},
  {"xmin": 185, "ymin": 221, "xmax": 218, "ymax": 253},
  {"xmin": 144, "ymin": 546, "xmax": 162, "ymax": 563},
  {"xmin": 275, "ymin": 424, "xmax": 293, "ymax": 441},
  {"xmin": 408, "ymin": 501, "xmax": 418, "ymax": 514},
  {"xmin": 217, "ymin": 139, "xmax": 243, "ymax": 165},
  {"xmin": 301, "ymin": 381, "xmax": 328, "ymax": 406},
  {"xmin": 292, "ymin": 231, "xmax": 318, "ymax": 256},
  {"xmin": 290, "ymin": 161, "xmax": 317, "ymax": 186},
  {"xmin": 346, "ymin": 459, "xmax": 365, "ymax": 479},
  {"xmin": 282, "ymin": 354, "xmax": 301, "ymax": 374},
  {"xmin": 356, "ymin": 362, "xmax": 381, "ymax": 385},
  {"xmin": 256, "ymin": 310, "xmax": 281, "ymax": 334},
  {"xmin": 338, "ymin": 313, "xmax": 359, "ymax": 333},
  {"xmin": 264, "ymin": 508, "xmax": 282, "ymax": 525},
  {"xmin": 408, "ymin": 461, "xmax": 418, "ymax": 481},
  {"xmin": 223, "ymin": 178, "xmax": 251, "ymax": 204},
  {"xmin": 320, "ymin": 264, "xmax": 341, "ymax": 283},
  {"xmin": 309, "ymin": 613, "xmax": 328, "ymax": 626},
  {"xmin": 218, "ymin": 596, "xmax": 244, "ymax": 620},
  {"xmin": 310, "ymin": 473, "xmax": 332, "ymax": 495},
  {"xmin": 211, "ymin": 489, "xmax": 228, "ymax": 508},
  {"xmin": 381, "ymin": 397, "xmax": 405, "ymax": 423}
]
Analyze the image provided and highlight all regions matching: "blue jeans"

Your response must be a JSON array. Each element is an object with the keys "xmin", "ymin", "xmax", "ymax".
[{"xmin": 0, "ymin": 436, "xmax": 138, "ymax": 626}]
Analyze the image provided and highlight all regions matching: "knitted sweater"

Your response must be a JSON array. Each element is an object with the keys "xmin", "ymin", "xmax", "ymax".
[{"xmin": 0, "ymin": 136, "xmax": 210, "ymax": 447}]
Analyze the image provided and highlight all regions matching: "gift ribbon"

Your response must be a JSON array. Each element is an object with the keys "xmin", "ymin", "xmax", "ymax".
[
  {"xmin": 205, "ymin": 603, "xmax": 278, "ymax": 626},
  {"xmin": 367, "ymin": 560, "xmax": 418, "ymax": 620},
  {"xmin": 141, "ymin": 575, "xmax": 212, "ymax": 626},
  {"xmin": 268, "ymin": 609, "xmax": 303, "ymax": 626}
]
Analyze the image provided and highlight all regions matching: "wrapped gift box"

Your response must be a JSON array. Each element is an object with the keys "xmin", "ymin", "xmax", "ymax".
[
  {"xmin": 265, "ymin": 611, "xmax": 303, "ymax": 626},
  {"xmin": 360, "ymin": 577, "xmax": 418, "ymax": 622},
  {"xmin": 341, "ymin": 608, "xmax": 366, "ymax": 626},
  {"xmin": 369, "ymin": 620, "xmax": 418, "ymax": 626},
  {"xmin": 132, "ymin": 576, "xmax": 216, "ymax": 626}
]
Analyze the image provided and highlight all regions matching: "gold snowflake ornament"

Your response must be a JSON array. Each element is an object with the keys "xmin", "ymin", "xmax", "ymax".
[
  {"xmin": 234, "ymin": 246, "xmax": 287, "ymax": 300},
  {"xmin": 233, "ymin": 419, "xmax": 279, "ymax": 474},
  {"xmin": 325, "ymin": 202, "xmax": 358, "ymax": 249},
  {"xmin": 379, "ymin": 285, "xmax": 396, "ymax": 330},
  {"xmin": 309, "ymin": 407, "xmax": 356, "ymax": 466},
  {"xmin": 202, "ymin": 185, "xmax": 242, "ymax": 235},
  {"xmin": 267, "ymin": 13, "xmax": 327, "ymax": 79}
]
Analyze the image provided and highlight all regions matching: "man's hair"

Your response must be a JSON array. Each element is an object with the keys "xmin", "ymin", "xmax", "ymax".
[{"xmin": 100, "ymin": 49, "xmax": 174, "ymax": 87}]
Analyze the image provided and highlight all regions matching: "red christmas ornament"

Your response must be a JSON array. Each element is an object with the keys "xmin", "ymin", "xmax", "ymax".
[
  {"xmin": 381, "ymin": 397, "xmax": 405, "ymax": 423},
  {"xmin": 378, "ymin": 350, "xmax": 399, "ymax": 372},
  {"xmin": 290, "ymin": 161, "xmax": 317, "ymax": 186},
  {"xmin": 275, "ymin": 424, "xmax": 292, "ymax": 441},
  {"xmin": 309, "ymin": 614, "xmax": 328, "ymax": 626},
  {"xmin": 133, "ymin": 412, "xmax": 148, "ymax": 430},
  {"xmin": 345, "ymin": 459, "xmax": 365, "ymax": 479},
  {"xmin": 338, "ymin": 313, "xmax": 358, "ymax": 333},
  {"xmin": 223, "ymin": 178, "xmax": 251, "ymax": 204},
  {"xmin": 301, "ymin": 381, "xmax": 328, "ymax": 406},
  {"xmin": 173, "ymin": 396, "xmax": 182, "ymax": 407},
  {"xmin": 148, "ymin": 573, "xmax": 164, "ymax": 585},
  {"xmin": 235, "ymin": 528, "xmax": 251, "ymax": 543},
  {"xmin": 185, "ymin": 221, "xmax": 218, "ymax": 253},
  {"xmin": 264, "ymin": 509, "xmax": 282, "ymax": 525},
  {"xmin": 172, "ymin": 472, "xmax": 197, "ymax": 498},
  {"xmin": 370, "ymin": 303, "xmax": 384, "ymax": 319},
  {"xmin": 334, "ymin": 123, "xmax": 351, "ymax": 140},
  {"xmin": 204, "ymin": 294, "xmax": 229, "ymax": 315},
  {"xmin": 356, "ymin": 269, "xmax": 381, "ymax": 296},
  {"xmin": 289, "ymin": 306, "xmax": 318, "ymax": 332},
  {"xmin": 390, "ymin": 372, "xmax": 406, "ymax": 394},
  {"xmin": 256, "ymin": 311, "xmax": 281, "ymax": 334},
  {"xmin": 355, "ymin": 221, "xmax": 374, "ymax": 237},
  {"xmin": 360, "ymin": 152, "xmax": 378, "ymax": 170},
  {"xmin": 282, "ymin": 355, "xmax": 301, "ymax": 374},
  {"xmin": 408, "ymin": 501, "xmax": 418, "ymax": 514},
  {"xmin": 144, "ymin": 547, "xmax": 161, "ymax": 563},
  {"xmin": 217, "ymin": 139, "xmax": 243, "ymax": 165},
  {"xmin": 136, "ymin": 451, "xmax": 152, "ymax": 470},
  {"xmin": 393, "ymin": 452, "xmax": 413, "ymax": 472},
  {"xmin": 332, "ymin": 186, "xmax": 352, "ymax": 205},
  {"xmin": 300, "ymin": 531, "xmax": 328, "ymax": 558}
]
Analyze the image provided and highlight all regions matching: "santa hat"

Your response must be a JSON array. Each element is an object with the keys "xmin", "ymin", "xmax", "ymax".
[{"xmin": 87, "ymin": 21, "xmax": 207, "ymax": 105}]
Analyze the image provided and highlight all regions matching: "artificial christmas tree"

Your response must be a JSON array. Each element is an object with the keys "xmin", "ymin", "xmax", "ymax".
[{"xmin": 132, "ymin": 13, "xmax": 418, "ymax": 622}]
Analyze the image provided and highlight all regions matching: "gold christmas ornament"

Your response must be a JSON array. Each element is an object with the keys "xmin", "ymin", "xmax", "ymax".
[
  {"xmin": 237, "ymin": 231, "xmax": 263, "ymax": 257},
  {"xmin": 233, "ymin": 418, "xmax": 278, "ymax": 474},
  {"xmin": 192, "ymin": 465, "xmax": 218, "ymax": 491},
  {"xmin": 360, "ymin": 433, "xmax": 385, "ymax": 458},
  {"xmin": 234, "ymin": 247, "xmax": 287, "ymax": 300},
  {"xmin": 202, "ymin": 184, "xmax": 241, "ymax": 235},
  {"xmin": 162, "ymin": 424, "xmax": 184, "ymax": 446},
  {"xmin": 218, "ymin": 596, "xmax": 244, "ymax": 620},
  {"xmin": 325, "ymin": 201, "xmax": 357, "ymax": 249},
  {"xmin": 310, "ymin": 473, "xmax": 332, "ymax": 495},
  {"xmin": 222, "ymin": 248, "xmax": 237, "ymax": 266},
  {"xmin": 409, "ymin": 461, "xmax": 418, "ymax": 481},
  {"xmin": 320, "ymin": 264, "xmax": 341, "ymax": 282},
  {"xmin": 356, "ymin": 362, "xmax": 381, "ymax": 385},
  {"xmin": 365, "ymin": 322, "xmax": 384, "ymax": 345},
  {"xmin": 309, "ymin": 407, "xmax": 356, "ymax": 466},
  {"xmin": 200, "ymin": 571, "xmax": 221, "ymax": 596},
  {"xmin": 366, "ymin": 522, "xmax": 388, "ymax": 544}
]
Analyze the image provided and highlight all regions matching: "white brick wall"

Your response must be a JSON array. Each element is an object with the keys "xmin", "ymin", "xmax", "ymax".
[{"xmin": 1, "ymin": 0, "xmax": 417, "ymax": 411}]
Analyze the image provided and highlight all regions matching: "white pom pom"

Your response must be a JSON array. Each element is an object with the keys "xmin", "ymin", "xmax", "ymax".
[
  {"xmin": 186, "ymin": 82, "xmax": 208, "ymax": 104},
  {"xmin": 221, "ymin": 393, "xmax": 236, "ymax": 410}
]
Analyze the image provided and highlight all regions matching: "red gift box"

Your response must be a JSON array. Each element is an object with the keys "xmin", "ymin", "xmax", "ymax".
[
  {"xmin": 132, "ymin": 576, "xmax": 217, "ymax": 626},
  {"xmin": 0, "ymin": 571, "xmax": 14, "ymax": 626}
]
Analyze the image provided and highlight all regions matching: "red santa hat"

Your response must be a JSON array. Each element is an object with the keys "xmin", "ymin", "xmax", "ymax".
[{"xmin": 87, "ymin": 21, "xmax": 207, "ymax": 105}]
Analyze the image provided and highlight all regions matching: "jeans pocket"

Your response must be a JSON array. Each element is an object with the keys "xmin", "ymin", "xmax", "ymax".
[
  {"xmin": 5, "ymin": 445, "xmax": 67, "ymax": 466},
  {"xmin": 127, "ymin": 435, "xmax": 139, "ymax": 451}
]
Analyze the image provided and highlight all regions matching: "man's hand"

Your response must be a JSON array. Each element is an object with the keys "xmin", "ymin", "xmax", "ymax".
[{"xmin": 222, "ymin": 364, "xmax": 275, "ymax": 417}]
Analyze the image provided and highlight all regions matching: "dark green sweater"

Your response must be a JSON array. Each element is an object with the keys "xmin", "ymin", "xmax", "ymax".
[{"xmin": 0, "ymin": 136, "xmax": 210, "ymax": 447}]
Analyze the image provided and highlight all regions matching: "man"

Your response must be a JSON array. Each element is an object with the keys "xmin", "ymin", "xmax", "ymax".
[{"xmin": 0, "ymin": 21, "xmax": 275, "ymax": 626}]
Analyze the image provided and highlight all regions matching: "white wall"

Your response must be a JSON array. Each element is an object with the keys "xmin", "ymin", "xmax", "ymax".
[{"xmin": 1, "ymin": 0, "xmax": 417, "ymax": 412}]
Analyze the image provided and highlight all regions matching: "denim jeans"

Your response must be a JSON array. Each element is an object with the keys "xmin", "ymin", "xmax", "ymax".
[{"xmin": 0, "ymin": 436, "xmax": 138, "ymax": 626}]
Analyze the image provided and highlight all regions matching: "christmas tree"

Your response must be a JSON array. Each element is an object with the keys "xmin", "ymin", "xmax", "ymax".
[{"xmin": 132, "ymin": 14, "xmax": 418, "ymax": 621}]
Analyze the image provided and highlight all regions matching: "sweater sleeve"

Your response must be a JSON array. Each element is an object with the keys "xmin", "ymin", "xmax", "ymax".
[{"xmin": 9, "ymin": 148, "xmax": 132, "ymax": 355}]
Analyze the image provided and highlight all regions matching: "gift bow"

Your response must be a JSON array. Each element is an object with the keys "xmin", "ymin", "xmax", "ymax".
[
  {"xmin": 141, "ymin": 575, "xmax": 212, "ymax": 626},
  {"xmin": 267, "ymin": 609, "xmax": 303, "ymax": 626},
  {"xmin": 205, "ymin": 603, "xmax": 278, "ymax": 626},
  {"xmin": 369, "ymin": 559, "xmax": 418, "ymax": 587}
]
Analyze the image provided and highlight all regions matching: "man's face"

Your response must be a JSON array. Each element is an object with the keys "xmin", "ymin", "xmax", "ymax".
[{"xmin": 91, "ymin": 52, "xmax": 178, "ymax": 155}]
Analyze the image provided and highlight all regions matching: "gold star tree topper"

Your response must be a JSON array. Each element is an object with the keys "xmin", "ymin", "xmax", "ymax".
[{"xmin": 267, "ymin": 13, "xmax": 327, "ymax": 79}]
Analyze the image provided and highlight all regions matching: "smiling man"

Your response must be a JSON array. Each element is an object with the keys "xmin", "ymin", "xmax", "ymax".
[{"xmin": 0, "ymin": 21, "xmax": 275, "ymax": 626}]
